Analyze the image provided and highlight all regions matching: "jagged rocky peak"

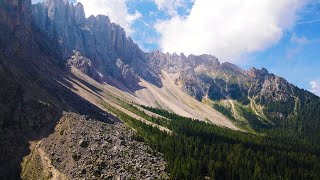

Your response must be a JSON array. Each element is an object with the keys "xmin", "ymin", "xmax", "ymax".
[
  {"xmin": 111, "ymin": 23, "xmax": 127, "ymax": 55},
  {"xmin": 33, "ymin": 0, "xmax": 73, "ymax": 36},
  {"xmin": 44, "ymin": 0, "xmax": 69, "ymax": 20},
  {"xmin": 86, "ymin": 14, "xmax": 111, "ymax": 28},
  {"xmin": 75, "ymin": 2, "xmax": 85, "ymax": 25},
  {"xmin": 31, "ymin": 0, "xmax": 161, "ymax": 90},
  {"xmin": 180, "ymin": 52, "xmax": 187, "ymax": 59},
  {"xmin": 246, "ymin": 67, "xmax": 269, "ymax": 79},
  {"xmin": 146, "ymin": 51, "xmax": 221, "ymax": 74},
  {"xmin": 190, "ymin": 54, "xmax": 220, "ymax": 66},
  {"xmin": 32, "ymin": 0, "xmax": 143, "ymax": 61},
  {"xmin": 220, "ymin": 62, "xmax": 243, "ymax": 74}
]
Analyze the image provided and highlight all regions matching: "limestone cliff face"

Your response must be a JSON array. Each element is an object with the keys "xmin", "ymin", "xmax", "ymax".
[
  {"xmin": 147, "ymin": 51, "xmax": 220, "ymax": 74},
  {"xmin": 0, "ymin": 0, "xmax": 33, "ymax": 57},
  {"xmin": 146, "ymin": 50, "xmax": 320, "ymax": 130},
  {"xmin": 32, "ymin": 0, "xmax": 161, "ymax": 90},
  {"xmin": 0, "ymin": 0, "xmax": 32, "ymax": 29},
  {"xmin": 147, "ymin": 50, "xmax": 296, "ymax": 103}
]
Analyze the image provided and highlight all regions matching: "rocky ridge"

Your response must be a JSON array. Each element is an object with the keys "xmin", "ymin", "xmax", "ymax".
[
  {"xmin": 32, "ymin": 0, "xmax": 161, "ymax": 91},
  {"xmin": 146, "ymin": 50, "xmax": 296, "ymax": 103},
  {"xmin": 146, "ymin": 51, "xmax": 320, "ymax": 133}
]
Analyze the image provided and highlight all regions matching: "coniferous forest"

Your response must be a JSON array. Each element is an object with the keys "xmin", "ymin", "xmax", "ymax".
[{"xmin": 120, "ymin": 105, "xmax": 320, "ymax": 179}]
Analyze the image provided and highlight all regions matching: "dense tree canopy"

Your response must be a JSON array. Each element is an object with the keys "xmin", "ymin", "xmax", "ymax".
[{"xmin": 125, "ymin": 106, "xmax": 320, "ymax": 179}]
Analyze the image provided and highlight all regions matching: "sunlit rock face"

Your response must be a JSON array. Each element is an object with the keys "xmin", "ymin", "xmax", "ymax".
[{"xmin": 32, "ymin": 0, "xmax": 161, "ymax": 91}]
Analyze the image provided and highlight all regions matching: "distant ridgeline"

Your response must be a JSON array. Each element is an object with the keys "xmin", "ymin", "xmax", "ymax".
[{"xmin": 147, "ymin": 51, "xmax": 320, "ymax": 143}]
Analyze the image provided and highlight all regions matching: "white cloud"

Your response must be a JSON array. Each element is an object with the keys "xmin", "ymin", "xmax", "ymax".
[
  {"xmin": 155, "ymin": 0, "xmax": 307, "ymax": 62},
  {"xmin": 76, "ymin": 0, "xmax": 142, "ymax": 35},
  {"xmin": 153, "ymin": 0, "xmax": 192, "ymax": 16},
  {"xmin": 310, "ymin": 80, "xmax": 320, "ymax": 96}
]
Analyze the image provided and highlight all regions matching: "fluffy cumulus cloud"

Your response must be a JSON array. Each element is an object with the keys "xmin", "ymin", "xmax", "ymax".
[
  {"xmin": 310, "ymin": 80, "xmax": 320, "ymax": 96},
  {"xmin": 155, "ymin": 0, "xmax": 307, "ymax": 61},
  {"xmin": 76, "ymin": 0, "xmax": 142, "ymax": 35}
]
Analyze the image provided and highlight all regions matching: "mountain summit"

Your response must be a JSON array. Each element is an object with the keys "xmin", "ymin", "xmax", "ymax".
[{"xmin": 32, "ymin": 0, "xmax": 161, "ymax": 91}]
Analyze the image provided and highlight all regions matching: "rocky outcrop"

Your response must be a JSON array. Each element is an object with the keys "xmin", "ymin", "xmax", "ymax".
[
  {"xmin": 74, "ymin": 2, "xmax": 85, "ymax": 25},
  {"xmin": 32, "ymin": 0, "xmax": 161, "ymax": 91},
  {"xmin": 252, "ymin": 74, "xmax": 293, "ymax": 102},
  {"xmin": 147, "ymin": 51, "xmax": 221, "ymax": 74},
  {"xmin": 67, "ymin": 51, "xmax": 102, "ymax": 82},
  {"xmin": 246, "ymin": 67, "xmax": 269, "ymax": 79},
  {"xmin": 67, "ymin": 51, "xmax": 92, "ymax": 75},
  {"xmin": 220, "ymin": 62, "xmax": 243, "ymax": 74}
]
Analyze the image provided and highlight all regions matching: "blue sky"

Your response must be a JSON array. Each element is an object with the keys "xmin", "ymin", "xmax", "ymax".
[
  {"xmin": 240, "ymin": 2, "xmax": 320, "ymax": 95},
  {"xmin": 32, "ymin": 0, "xmax": 320, "ymax": 96}
]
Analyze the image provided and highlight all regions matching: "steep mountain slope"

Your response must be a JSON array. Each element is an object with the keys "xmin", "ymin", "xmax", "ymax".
[
  {"xmin": 0, "ymin": 0, "xmax": 168, "ymax": 179},
  {"xmin": 69, "ymin": 66, "xmax": 239, "ymax": 130},
  {"xmin": 147, "ymin": 51, "xmax": 320, "ymax": 141},
  {"xmin": 135, "ymin": 71, "xmax": 239, "ymax": 130}
]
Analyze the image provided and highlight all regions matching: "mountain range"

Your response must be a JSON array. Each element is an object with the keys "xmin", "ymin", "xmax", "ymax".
[{"xmin": 0, "ymin": 0, "xmax": 319, "ymax": 179}]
